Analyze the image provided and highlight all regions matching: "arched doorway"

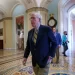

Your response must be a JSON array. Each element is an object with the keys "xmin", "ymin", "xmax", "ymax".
[
  {"xmin": 69, "ymin": 8, "xmax": 75, "ymax": 50},
  {"xmin": 58, "ymin": 0, "xmax": 75, "ymax": 51}
]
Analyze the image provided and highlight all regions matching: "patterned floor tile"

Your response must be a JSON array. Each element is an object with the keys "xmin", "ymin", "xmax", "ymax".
[{"xmin": 0, "ymin": 49, "xmax": 75, "ymax": 75}]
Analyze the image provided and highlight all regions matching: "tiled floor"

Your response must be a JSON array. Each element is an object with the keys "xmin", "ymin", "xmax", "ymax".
[{"xmin": 0, "ymin": 48, "xmax": 75, "ymax": 75}]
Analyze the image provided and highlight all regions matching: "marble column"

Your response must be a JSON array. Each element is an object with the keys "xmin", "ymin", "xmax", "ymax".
[{"xmin": 26, "ymin": 7, "xmax": 48, "ymax": 31}]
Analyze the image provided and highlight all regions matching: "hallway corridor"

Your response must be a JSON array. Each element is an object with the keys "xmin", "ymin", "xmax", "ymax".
[{"xmin": 0, "ymin": 48, "xmax": 75, "ymax": 75}]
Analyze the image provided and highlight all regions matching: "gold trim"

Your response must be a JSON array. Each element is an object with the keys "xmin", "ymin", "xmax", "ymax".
[
  {"xmin": 26, "ymin": 7, "xmax": 48, "ymax": 13},
  {"xmin": 50, "ymin": 14, "xmax": 54, "ymax": 17},
  {"xmin": 0, "ymin": 17, "xmax": 12, "ymax": 22},
  {"xmin": 3, "ymin": 21, "xmax": 6, "ymax": 49}
]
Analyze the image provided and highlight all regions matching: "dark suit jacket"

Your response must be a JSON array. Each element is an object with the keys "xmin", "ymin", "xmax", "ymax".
[{"xmin": 24, "ymin": 25, "xmax": 57, "ymax": 68}]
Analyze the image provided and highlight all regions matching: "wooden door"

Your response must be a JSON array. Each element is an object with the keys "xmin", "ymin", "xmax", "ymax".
[{"xmin": 0, "ymin": 40, "xmax": 3, "ymax": 49}]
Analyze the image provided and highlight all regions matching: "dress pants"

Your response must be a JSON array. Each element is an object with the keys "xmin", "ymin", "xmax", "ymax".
[
  {"xmin": 33, "ymin": 60, "xmax": 51, "ymax": 75},
  {"xmin": 56, "ymin": 47, "xmax": 59, "ymax": 63}
]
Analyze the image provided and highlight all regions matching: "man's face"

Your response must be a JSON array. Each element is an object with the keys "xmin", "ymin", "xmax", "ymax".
[
  {"xmin": 53, "ymin": 28, "xmax": 56, "ymax": 33},
  {"xmin": 64, "ymin": 31, "xmax": 67, "ymax": 35},
  {"xmin": 30, "ymin": 14, "xmax": 40, "ymax": 28}
]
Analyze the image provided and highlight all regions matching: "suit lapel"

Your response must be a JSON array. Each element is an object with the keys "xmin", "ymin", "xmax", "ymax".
[
  {"xmin": 30, "ymin": 25, "xmax": 44, "ymax": 46},
  {"xmin": 36, "ymin": 25, "xmax": 44, "ymax": 45},
  {"xmin": 29, "ymin": 29, "xmax": 34, "ymax": 44}
]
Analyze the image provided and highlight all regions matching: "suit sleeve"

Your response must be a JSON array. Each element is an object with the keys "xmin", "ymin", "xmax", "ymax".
[
  {"xmin": 58, "ymin": 33, "xmax": 62, "ymax": 45},
  {"xmin": 24, "ymin": 32, "xmax": 30, "ymax": 58},
  {"xmin": 48, "ymin": 27, "xmax": 57, "ymax": 57}
]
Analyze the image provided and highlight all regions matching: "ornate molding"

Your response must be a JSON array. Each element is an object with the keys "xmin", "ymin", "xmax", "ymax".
[
  {"xmin": 26, "ymin": 7, "xmax": 48, "ymax": 13},
  {"xmin": 26, "ymin": 0, "xmax": 32, "ymax": 4},
  {"xmin": 62, "ymin": 0, "xmax": 70, "ymax": 8},
  {"xmin": 71, "ymin": 12, "xmax": 75, "ymax": 20},
  {"xmin": 45, "ymin": 0, "xmax": 52, "ymax": 4},
  {"xmin": 0, "ymin": 17, "xmax": 12, "ymax": 22}
]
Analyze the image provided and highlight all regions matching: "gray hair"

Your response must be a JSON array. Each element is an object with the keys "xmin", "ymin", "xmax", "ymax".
[{"xmin": 30, "ymin": 12, "xmax": 42, "ymax": 23}]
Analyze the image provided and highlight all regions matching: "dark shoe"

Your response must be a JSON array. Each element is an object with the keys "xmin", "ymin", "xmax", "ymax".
[
  {"xmin": 51, "ymin": 61, "xmax": 53, "ymax": 63},
  {"xmin": 64, "ymin": 55, "xmax": 67, "ymax": 57},
  {"xmin": 62, "ymin": 52, "xmax": 64, "ymax": 54}
]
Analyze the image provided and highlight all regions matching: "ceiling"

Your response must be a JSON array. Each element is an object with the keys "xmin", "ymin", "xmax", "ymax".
[
  {"xmin": 0, "ymin": 0, "xmax": 53, "ymax": 17},
  {"xmin": 0, "ymin": 0, "xmax": 74, "ymax": 18},
  {"xmin": 62, "ymin": 0, "xmax": 75, "ymax": 19}
]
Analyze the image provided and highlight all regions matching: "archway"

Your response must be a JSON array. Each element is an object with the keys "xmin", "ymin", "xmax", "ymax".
[
  {"xmin": 58, "ymin": 0, "xmax": 75, "ymax": 51},
  {"xmin": 68, "ymin": 8, "xmax": 75, "ymax": 50},
  {"xmin": 12, "ymin": 4, "xmax": 26, "ymax": 50}
]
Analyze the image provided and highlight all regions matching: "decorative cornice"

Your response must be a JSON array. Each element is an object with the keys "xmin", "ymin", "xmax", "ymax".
[
  {"xmin": 0, "ymin": 17, "xmax": 12, "ymax": 22},
  {"xmin": 26, "ymin": 7, "xmax": 48, "ymax": 13}
]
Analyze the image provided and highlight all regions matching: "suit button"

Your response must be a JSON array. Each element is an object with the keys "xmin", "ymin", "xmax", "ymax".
[{"xmin": 34, "ymin": 49, "xmax": 36, "ymax": 50}]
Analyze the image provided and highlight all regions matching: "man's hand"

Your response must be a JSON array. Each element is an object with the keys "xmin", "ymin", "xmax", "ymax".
[
  {"xmin": 48, "ymin": 56, "xmax": 53, "ymax": 63},
  {"xmin": 67, "ymin": 41, "xmax": 69, "ymax": 43},
  {"xmin": 23, "ymin": 58, "xmax": 27, "ymax": 66},
  {"xmin": 58, "ymin": 45, "xmax": 61, "ymax": 48}
]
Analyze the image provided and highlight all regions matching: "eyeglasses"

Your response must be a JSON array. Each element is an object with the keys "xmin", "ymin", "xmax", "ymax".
[{"xmin": 30, "ymin": 17, "xmax": 37, "ymax": 20}]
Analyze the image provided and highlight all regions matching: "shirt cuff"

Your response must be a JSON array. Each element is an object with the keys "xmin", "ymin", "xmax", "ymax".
[{"xmin": 49, "ymin": 56, "xmax": 53, "ymax": 59}]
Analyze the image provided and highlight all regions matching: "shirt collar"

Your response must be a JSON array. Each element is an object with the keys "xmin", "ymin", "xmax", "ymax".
[
  {"xmin": 54, "ymin": 32, "xmax": 56, "ymax": 36},
  {"xmin": 35, "ymin": 23, "xmax": 40, "ymax": 31}
]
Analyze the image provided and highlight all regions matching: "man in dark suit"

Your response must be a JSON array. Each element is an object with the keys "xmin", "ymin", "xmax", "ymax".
[
  {"xmin": 52, "ymin": 27, "xmax": 62, "ymax": 63},
  {"xmin": 23, "ymin": 12, "xmax": 57, "ymax": 75}
]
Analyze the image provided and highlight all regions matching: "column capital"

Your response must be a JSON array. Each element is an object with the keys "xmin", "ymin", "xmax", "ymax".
[
  {"xmin": 0, "ymin": 17, "xmax": 12, "ymax": 22},
  {"xmin": 26, "ymin": 7, "xmax": 48, "ymax": 13}
]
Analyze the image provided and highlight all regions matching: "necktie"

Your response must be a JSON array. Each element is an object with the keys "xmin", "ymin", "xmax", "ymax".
[{"xmin": 33, "ymin": 30, "xmax": 38, "ymax": 44}]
